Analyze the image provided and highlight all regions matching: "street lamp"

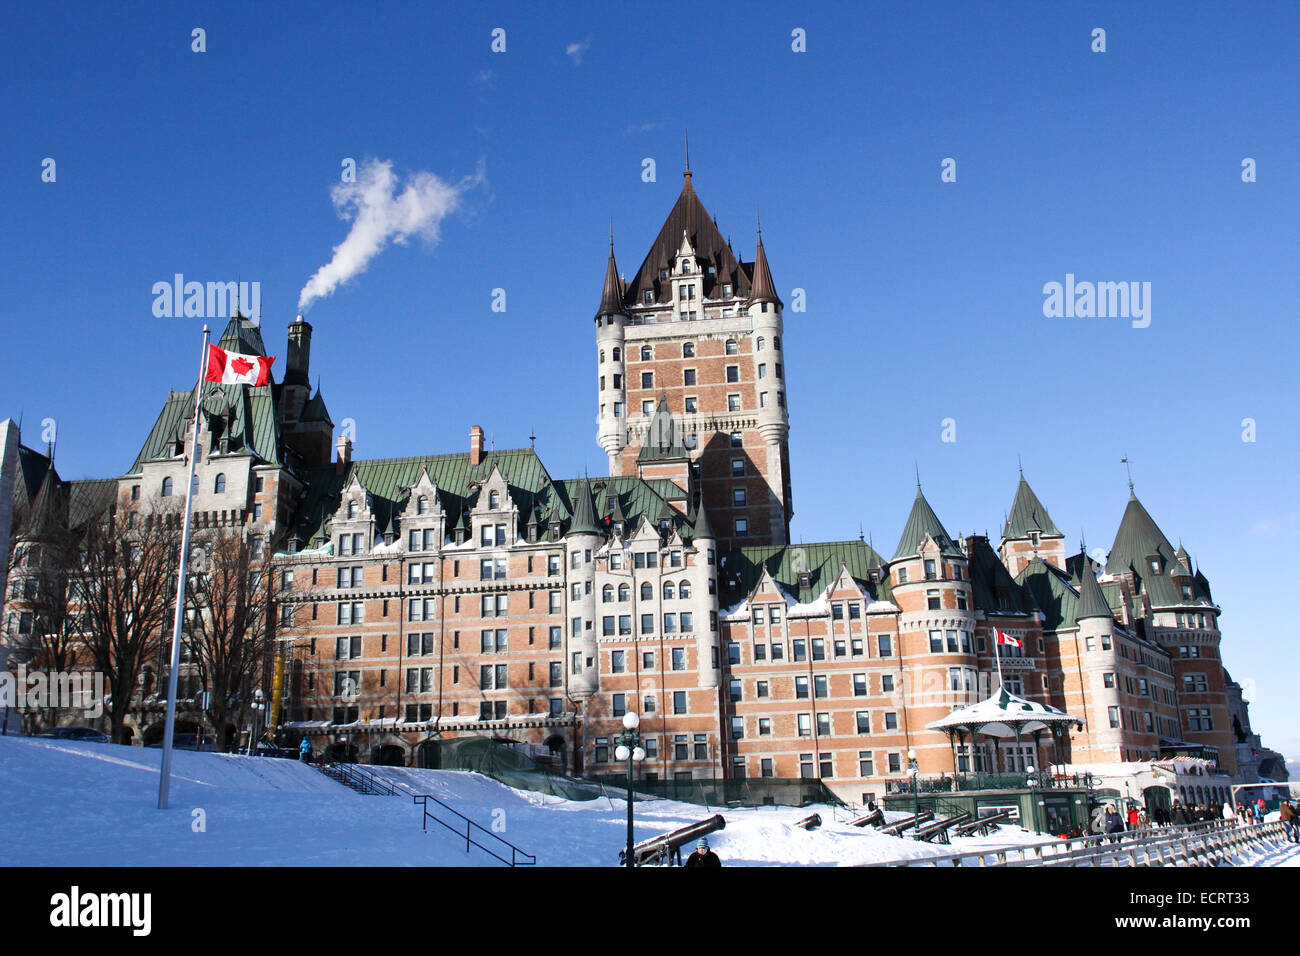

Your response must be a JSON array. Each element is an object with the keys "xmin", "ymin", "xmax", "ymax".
[
  {"xmin": 246, "ymin": 688, "xmax": 266, "ymax": 756},
  {"xmin": 616, "ymin": 711, "xmax": 646, "ymax": 866},
  {"xmin": 1026, "ymin": 763, "xmax": 1037, "ymax": 789},
  {"xmin": 907, "ymin": 747, "xmax": 919, "ymax": 835}
]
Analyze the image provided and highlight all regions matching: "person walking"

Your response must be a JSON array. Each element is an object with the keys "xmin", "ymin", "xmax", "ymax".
[
  {"xmin": 683, "ymin": 837, "xmax": 721, "ymax": 867},
  {"xmin": 1126, "ymin": 805, "xmax": 1140, "ymax": 831},
  {"xmin": 1103, "ymin": 804, "xmax": 1124, "ymax": 844},
  {"xmin": 1222, "ymin": 801, "xmax": 1236, "ymax": 829},
  {"xmin": 299, "ymin": 737, "xmax": 312, "ymax": 764}
]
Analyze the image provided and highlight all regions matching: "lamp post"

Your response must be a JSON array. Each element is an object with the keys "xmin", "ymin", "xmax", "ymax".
[
  {"xmin": 246, "ymin": 688, "xmax": 266, "ymax": 756},
  {"xmin": 616, "ymin": 711, "xmax": 646, "ymax": 866},
  {"xmin": 907, "ymin": 747, "xmax": 919, "ymax": 836}
]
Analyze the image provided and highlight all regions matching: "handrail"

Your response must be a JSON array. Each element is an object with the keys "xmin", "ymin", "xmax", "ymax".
[
  {"xmin": 321, "ymin": 761, "xmax": 401, "ymax": 796},
  {"xmin": 862, "ymin": 819, "xmax": 1288, "ymax": 867},
  {"xmin": 413, "ymin": 793, "xmax": 536, "ymax": 867}
]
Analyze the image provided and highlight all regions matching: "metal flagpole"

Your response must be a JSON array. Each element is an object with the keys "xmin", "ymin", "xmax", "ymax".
[
  {"xmin": 158, "ymin": 325, "xmax": 211, "ymax": 809},
  {"xmin": 993, "ymin": 630, "xmax": 1004, "ymax": 692}
]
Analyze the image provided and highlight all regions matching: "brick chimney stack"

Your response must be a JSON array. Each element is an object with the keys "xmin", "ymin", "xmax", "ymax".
[
  {"xmin": 335, "ymin": 434, "xmax": 352, "ymax": 475},
  {"xmin": 469, "ymin": 425, "xmax": 485, "ymax": 466}
]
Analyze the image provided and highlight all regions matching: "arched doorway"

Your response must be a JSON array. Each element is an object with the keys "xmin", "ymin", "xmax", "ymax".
[
  {"xmin": 326, "ymin": 742, "xmax": 358, "ymax": 764},
  {"xmin": 372, "ymin": 744, "xmax": 406, "ymax": 766},
  {"xmin": 418, "ymin": 740, "xmax": 440, "ymax": 769},
  {"xmin": 543, "ymin": 735, "xmax": 567, "ymax": 773}
]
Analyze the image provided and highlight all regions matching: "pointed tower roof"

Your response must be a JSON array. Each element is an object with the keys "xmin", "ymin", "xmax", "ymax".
[
  {"xmin": 217, "ymin": 312, "xmax": 267, "ymax": 357},
  {"xmin": 1105, "ymin": 492, "xmax": 1177, "ymax": 576},
  {"xmin": 25, "ymin": 464, "xmax": 66, "ymax": 541},
  {"xmin": 300, "ymin": 386, "xmax": 333, "ymax": 426},
  {"xmin": 747, "ymin": 224, "xmax": 782, "ymax": 308},
  {"xmin": 637, "ymin": 394, "xmax": 692, "ymax": 462},
  {"xmin": 893, "ymin": 488, "xmax": 962, "ymax": 560},
  {"xmin": 1076, "ymin": 555, "xmax": 1113, "ymax": 621},
  {"xmin": 1003, "ymin": 475, "xmax": 1061, "ymax": 539},
  {"xmin": 565, "ymin": 476, "xmax": 603, "ymax": 537},
  {"xmin": 690, "ymin": 500, "xmax": 716, "ymax": 542},
  {"xmin": 622, "ymin": 172, "xmax": 752, "ymax": 306},
  {"xmin": 596, "ymin": 238, "xmax": 626, "ymax": 318}
]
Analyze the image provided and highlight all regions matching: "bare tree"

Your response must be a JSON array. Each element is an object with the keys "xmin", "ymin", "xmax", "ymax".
[
  {"xmin": 183, "ymin": 526, "xmax": 285, "ymax": 750},
  {"xmin": 78, "ymin": 504, "xmax": 181, "ymax": 744}
]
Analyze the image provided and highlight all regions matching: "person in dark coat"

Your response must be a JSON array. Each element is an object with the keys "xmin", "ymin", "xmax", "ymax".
[
  {"xmin": 1171, "ymin": 801, "xmax": 1192, "ymax": 827},
  {"xmin": 1103, "ymin": 805, "xmax": 1124, "ymax": 843},
  {"xmin": 1280, "ymin": 801, "xmax": 1298, "ymax": 843},
  {"xmin": 683, "ymin": 837, "xmax": 721, "ymax": 867}
]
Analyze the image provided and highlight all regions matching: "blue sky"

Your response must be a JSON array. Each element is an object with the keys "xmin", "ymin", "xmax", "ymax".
[{"xmin": 3, "ymin": 2, "xmax": 1298, "ymax": 761}]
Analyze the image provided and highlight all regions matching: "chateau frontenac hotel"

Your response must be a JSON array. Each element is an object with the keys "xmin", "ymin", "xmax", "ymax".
[{"xmin": 3, "ymin": 168, "xmax": 1286, "ymax": 803}]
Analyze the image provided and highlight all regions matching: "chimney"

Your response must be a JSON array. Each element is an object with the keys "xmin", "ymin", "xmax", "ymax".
[
  {"xmin": 285, "ymin": 315, "xmax": 313, "ymax": 389},
  {"xmin": 469, "ymin": 425, "xmax": 485, "ymax": 466},
  {"xmin": 335, "ymin": 434, "xmax": 352, "ymax": 475}
]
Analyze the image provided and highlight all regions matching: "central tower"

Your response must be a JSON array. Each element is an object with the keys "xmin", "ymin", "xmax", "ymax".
[{"xmin": 594, "ymin": 167, "xmax": 793, "ymax": 550}]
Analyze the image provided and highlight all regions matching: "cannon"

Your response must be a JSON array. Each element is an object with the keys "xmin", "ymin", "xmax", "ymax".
[
  {"xmin": 952, "ymin": 809, "xmax": 1011, "ymax": 837},
  {"xmin": 879, "ymin": 810, "xmax": 934, "ymax": 837},
  {"xmin": 849, "ymin": 808, "xmax": 886, "ymax": 829},
  {"xmin": 794, "ymin": 813, "xmax": 822, "ymax": 831},
  {"xmin": 619, "ymin": 814, "xmax": 727, "ymax": 867},
  {"xmin": 915, "ymin": 811, "xmax": 972, "ymax": 844}
]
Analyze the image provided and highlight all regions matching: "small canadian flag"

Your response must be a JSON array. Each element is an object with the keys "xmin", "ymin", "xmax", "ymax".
[
  {"xmin": 204, "ymin": 344, "xmax": 275, "ymax": 386},
  {"xmin": 995, "ymin": 629, "xmax": 1023, "ymax": 648}
]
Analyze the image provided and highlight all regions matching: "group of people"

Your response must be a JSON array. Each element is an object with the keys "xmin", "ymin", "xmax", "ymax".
[{"xmin": 1084, "ymin": 795, "xmax": 1296, "ymax": 843}]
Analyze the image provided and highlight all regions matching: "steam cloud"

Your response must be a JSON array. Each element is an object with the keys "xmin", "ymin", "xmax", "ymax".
[{"xmin": 298, "ymin": 158, "xmax": 481, "ymax": 312}]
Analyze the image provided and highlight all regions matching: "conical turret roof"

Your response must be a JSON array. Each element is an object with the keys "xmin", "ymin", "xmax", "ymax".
[
  {"xmin": 596, "ymin": 242, "xmax": 625, "ymax": 318},
  {"xmin": 1076, "ymin": 556, "xmax": 1113, "ymax": 621},
  {"xmin": 1105, "ymin": 492, "xmax": 1177, "ymax": 576},
  {"xmin": 566, "ymin": 477, "xmax": 603, "ymax": 537},
  {"xmin": 893, "ymin": 488, "xmax": 962, "ymax": 560},
  {"xmin": 1003, "ymin": 475, "xmax": 1061, "ymax": 539},
  {"xmin": 747, "ymin": 227, "xmax": 782, "ymax": 308},
  {"xmin": 690, "ymin": 501, "xmax": 716, "ymax": 542}
]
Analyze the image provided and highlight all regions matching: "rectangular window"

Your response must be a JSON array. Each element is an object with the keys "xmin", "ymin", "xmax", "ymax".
[
  {"xmin": 884, "ymin": 712, "xmax": 898, "ymax": 731},
  {"xmin": 611, "ymin": 650, "xmax": 625, "ymax": 673},
  {"xmin": 878, "ymin": 635, "xmax": 892, "ymax": 657},
  {"xmin": 859, "ymin": 751, "xmax": 874, "ymax": 776},
  {"xmin": 814, "ymin": 675, "xmax": 828, "ymax": 698},
  {"xmin": 856, "ymin": 711, "xmax": 871, "ymax": 734},
  {"xmin": 795, "ymin": 677, "xmax": 809, "ymax": 699},
  {"xmin": 758, "ymin": 718, "xmax": 771, "ymax": 736},
  {"xmin": 881, "ymin": 674, "xmax": 894, "ymax": 692},
  {"xmin": 673, "ymin": 691, "xmax": 687, "ymax": 715},
  {"xmin": 683, "ymin": 369, "xmax": 696, "ymax": 386},
  {"xmin": 797, "ymin": 714, "xmax": 811, "ymax": 737}
]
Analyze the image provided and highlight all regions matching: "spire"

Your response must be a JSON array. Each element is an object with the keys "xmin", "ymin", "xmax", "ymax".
[
  {"xmin": 1105, "ymin": 491, "xmax": 1177, "ymax": 576},
  {"xmin": 596, "ymin": 238, "xmax": 625, "ymax": 318},
  {"xmin": 1003, "ymin": 473, "xmax": 1061, "ymax": 540},
  {"xmin": 684, "ymin": 129, "xmax": 691, "ymax": 182},
  {"xmin": 690, "ymin": 499, "xmax": 715, "ymax": 542},
  {"xmin": 893, "ymin": 486, "xmax": 962, "ymax": 560},
  {"xmin": 566, "ymin": 476, "xmax": 603, "ymax": 537},
  {"xmin": 1076, "ymin": 558, "xmax": 1113, "ymax": 621},
  {"xmin": 747, "ymin": 217, "xmax": 782, "ymax": 308}
]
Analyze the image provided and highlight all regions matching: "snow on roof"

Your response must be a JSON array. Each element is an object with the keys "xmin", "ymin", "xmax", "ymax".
[{"xmin": 866, "ymin": 600, "xmax": 900, "ymax": 613}]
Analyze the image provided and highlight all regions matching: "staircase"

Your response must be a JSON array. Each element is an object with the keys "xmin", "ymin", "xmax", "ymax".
[{"xmin": 316, "ymin": 761, "xmax": 401, "ymax": 796}]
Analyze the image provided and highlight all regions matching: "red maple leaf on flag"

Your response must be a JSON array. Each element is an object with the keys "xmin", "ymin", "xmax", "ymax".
[{"xmin": 230, "ymin": 356, "xmax": 254, "ymax": 376}]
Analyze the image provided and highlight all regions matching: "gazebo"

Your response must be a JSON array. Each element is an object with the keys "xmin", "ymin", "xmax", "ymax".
[{"xmin": 926, "ymin": 685, "xmax": 1084, "ymax": 782}]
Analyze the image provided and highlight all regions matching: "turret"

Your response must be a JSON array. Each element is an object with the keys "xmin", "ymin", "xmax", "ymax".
[
  {"xmin": 595, "ymin": 241, "xmax": 627, "ymax": 473},
  {"xmin": 566, "ymin": 477, "xmax": 604, "ymax": 696}
]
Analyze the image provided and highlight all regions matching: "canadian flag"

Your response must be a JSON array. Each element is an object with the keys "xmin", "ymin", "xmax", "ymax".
[
  {"xmin": 995, "ymin": 629, "xmax": 1023, "ymax": 648},
  {"xmin": 204, "ymin": 344, "xmax": 275, "ymax": 386}
]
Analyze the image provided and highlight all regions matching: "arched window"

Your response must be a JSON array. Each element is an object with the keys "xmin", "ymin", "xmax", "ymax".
[
  {"xmin": 161, "ymin": 477, "xmax": 173, "ymax": 498},
  {"xmin": 213, "ymin": 473, "xmax": 226, "ymax": 494},
  {"xmin": 602, "ymin": 584, "xmax": 614, "ymax": 604},
  {"xmin": 757, "ymin": 337, "xmax": 765, "ymax": 351},
  {"xmin": 682, "ymin": 342, "xmax": 695, "ymax": 358},
  {"xmin": 640, "ymin": 582, "xmax": 652, "ymax": 601},
  {"xmin": 417, "ymin": 496, "xmax": 428, "ymax": 515},
  {"xmin": 725, "ymin": 339, "xmax": 738, "ymax": 355},
  {"xmin": 489, "ymin": 491, "xmax": 500, "ymax": 509},
  {"xmin": 618, "ymin": 583, "xmax": 630, "ymax": 602},
  {"xmin": 347, "ymin": 500, "xmax": 358, "ymax": 518},
  {"xmin": 679, "ymin": 580, "xmax": 692, "ymax": 600},
  {"xmin": 641, "ymin": 346, "xmax": 652, "ymax": 361},
  {"xmin": 662, "ymin": 582, "xmax": 675, "ymax": 601},
  {"xmin": 612, "ymin": 347, "xmax": 621, "ymax": 362}
]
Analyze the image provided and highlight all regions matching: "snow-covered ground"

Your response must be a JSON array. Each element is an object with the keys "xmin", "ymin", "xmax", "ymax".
[{"xmin": 0, "ymin": 735, "xmax": 1056, "ymax": 867}]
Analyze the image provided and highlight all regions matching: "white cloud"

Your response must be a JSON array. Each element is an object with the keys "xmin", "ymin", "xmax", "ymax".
[{"xmin": 566, "ymin": 38, "xmax": 590, "ymax": 65}]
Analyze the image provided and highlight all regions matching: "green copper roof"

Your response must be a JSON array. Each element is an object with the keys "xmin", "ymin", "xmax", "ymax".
[
  {"xmin": 1016, "ymin": 559, "xmax": 1080, "ymax": 630},
  {"xmin": 1104, "ymin": 492, "xmax": 1213, "ymax": 609},
  {"xmin": 892, "ymin": 489, "xmax": 962, "ymax": 560},
  {"xmin": 565, "ymin": 477, "xmax": 604, "ymax": 537},
  {"xmin": 1076, "ymin": 558, "xmax": 1113, "ymax": 621},
  {"xmin": 1003, "ymin": 476, "xmax": 1061, "ymax": 539},
  {"xmin": 129, "ymin": 382, "xmax": 283, "ymax": 474},
  {"xmin": 966, "ymin": 536, "xmax": 1032, "ymax": 615},
  {"xmin": 690, "ymin": 500, "xmax": 716, "ymax": 542},
  {"xmin": 217, "ymin": 315, "xmax": 268, "ymax": 357},
  {"xmin": 300, "ymin": 388, "xmax": 333, "ymax": 426},
  {"xmin": 720, "ymin": 540, "xmax": 886, "ymax": 605}
]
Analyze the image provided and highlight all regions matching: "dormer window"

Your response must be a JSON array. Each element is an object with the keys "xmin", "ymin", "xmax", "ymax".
[
  {"xmin": 527, "ymin": 524, "xmax": 538, "ymax": 543},
  {"xmin": 550, "ymin": 522, "xmax": 560, "ymax": 538},
  {"xmin": 1028, "ymin": 531, "xmax": 1040, "ymax": 547},
  {"xmin": 644, "ymin": 291, "xmax": 653, "ymax": 304},
  {"xmin": 1149, "ymin": 558, "xmax": 1161, "ymax": 574},
  {"xmin": 1181, "ymin": 585, "xmax": 1192, "ymax": 600},
  {"xmin": 418, "ymin": 496, "xmax": 428, "ymax": 515},
  {"xmin": 659, "ymin": 269, "xmax": 669, "ymax": 280},
  {"xmin": 489, "ymin": 491, "xmax": 500, "ymax": 510},
  {"xmin": 455, "ymin": 528, "xmax": 466, "ymax": 544},
  {"xmin": 681, "ymin": 259, "xmax": 692, "ymax": 273},
  {"xmin": 723, "ymin": 283, "xmax": 732, "ymax": 296},
  {"xmin": 798, "ymin": 572, "xmax": 812, "ymax": 589},
  {"xmin": 348, "ymin": 501, "xmax": 358, "ymax": 519}
]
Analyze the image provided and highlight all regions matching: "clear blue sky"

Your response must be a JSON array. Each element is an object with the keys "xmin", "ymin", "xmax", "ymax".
[{"xmin": 3, "ymin": 2, "xmax": 1297, "ymax": 763}]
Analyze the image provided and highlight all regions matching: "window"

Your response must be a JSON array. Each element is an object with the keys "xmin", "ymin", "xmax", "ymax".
[
  {"xmin": 795, "ymin": 676, "xmax": 809, "ymax": 699},
  {"xmin": 673, "ymin": 691, "xmax": 687, "ymax": 714},
  {"xmin": 814, "ymin": 675, "xmax": 828, "ymax": 698},
  {"xmin": 611, "ymin": 650, "xmax": 626, "ymax": 673},
  {"xmin": 728, "ymin": 394, "xmax": 741, "ymax": 411},
  {"xmin": 338, "ymin": 602, "xmax": 365, "ymax": 625},
  {"xmin": 881, "ymin": 674, "xmax": 894, "ymax": 693},
  {"xmin": 682, "ymin": 342, "xmax": 695, "ymax": 358},
  {"xmin": 897, "ymin": 567, "xmax": 908, "ymax": 584},
  {"xmin": 337, "ymin": 566, "xmax": 363, "ymax": 588},
  {"xmin": 671, "ymin": 647, "xmax": 686, "ymax": 671},
  {"xmin": 797, "ymin": 714, "xmax": 812, "ymax": 737},
  {"xmin": 758, "ymin": 363, "xmax": 766, "ymax": 379},
  {"xmin": 679, "ymin": 580, "xmax": 691, "ymax": 599},
  {"xmin": 733, "ymin": 487, "xmax": 747, "ymax": 506},
  {"xmin": 884, "ymin": 712, "xmax": 898, "ymax": 731},
  {"xmin": 929, "ymin": 630, "xmax": 943, "ymax": 653},
  {"xmin": 213, "ymin": 473, "xmax": 226, "ymax": 493},
  {"xmin": 683, "ymin": 368, "xmax": 696, "ymax": 386},
  {"xmin": 1183, "ymin": 673, "xmax": 1208, "ymax": 693},
  {"xmin": 1103, "ymin": 672, "xmax": 1115, "ymax": 688},
  {"xmin": 161, "ymin": 477, "xmax": 173, "ymax": 497},
  {"xmin": 734, "ymin": 518, "xmax": 749, "ymax": 537},
  {"xmin": 1108, "ymin": 706, "xmax": 1120, "ymax": 728}
]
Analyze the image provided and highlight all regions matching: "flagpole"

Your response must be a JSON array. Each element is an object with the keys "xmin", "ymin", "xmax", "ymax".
[
  {"xmin": 993, "ymin": 631, "xmax": 1004, "ymax": 693},
  {"xmin": 158, "ymin": 325, "xmax": 210, "ymax": 810}
]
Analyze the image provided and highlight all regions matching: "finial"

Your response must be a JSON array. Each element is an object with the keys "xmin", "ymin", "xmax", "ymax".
[
  {"xmin": 529, "ymin": 427, "xmax": 536, "ymax": 449},
  {"xmin": 1018, "ymin": 454, "xmax": 1023, "ymax": 479},
  {"xmin": 1121, "ymin": 455, "xmax": 1134, "ymax": 493},
  {"xmin": 756, "ymin": 206, "xmax": 762, "ymax": 237},
  {"xmin": 1080, "ymin": 528, "xmax": 1088, "ymax": 554},
  {"xmin": 609, "ymin": 219, "xmax": 614, "ymax": 252},
  {"xmin": 858, "ymin": 523, "xmax": 864, "ymax": 543},
  {"xmin": 684, "ymin": 130, "xmax": 690, "ymax": 176},
  {"xmin": 914, "ymin": 461, "xmax": 921, "ymax": 492}
]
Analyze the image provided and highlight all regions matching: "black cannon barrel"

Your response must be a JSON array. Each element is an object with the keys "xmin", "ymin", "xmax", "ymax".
[
  {"xmin": 627, "ymin": 814, "xmax": 727, "ymax": 865},
  {"xmin": 879, "ymin": 810, "xmax": 934, "ymax": 836},
  {"xmin": 849, "ymin": 808, "xmax": 885, "ymax": 828},
  {"xmin": 916, "ymin": 811, "xmax": 971, "ymax": 841},
  {"xmin": 795, "ymin": 813, "xmax": 822, "ymax": 831},
  {"xmin": 953, "ymin": 810, "xmax": 1011, "ymax": 836}
]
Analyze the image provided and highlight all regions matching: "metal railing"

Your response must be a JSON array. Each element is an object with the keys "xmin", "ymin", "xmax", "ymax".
[
  {"xmin": 319, "ymin": 761, "xmax": 401, "ymax": 796},
  {"xmin": 888, "ymin": 771, "xmax": 1097, "ymax": 794},
  {"xmin": 413, "ymin": 794, "xmax": 536, "ymax": 867},
  {"xmin": 863, "ymin": 819, "xmax": 1290, "ymax": 867}
]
